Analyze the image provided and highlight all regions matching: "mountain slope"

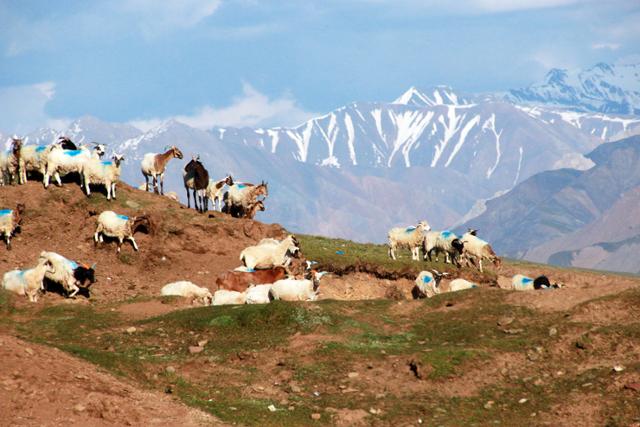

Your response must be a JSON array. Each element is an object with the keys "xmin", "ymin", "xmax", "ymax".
[{"xmin": 461, "ymin": 135, "xmax": 640, "ymax": 273}]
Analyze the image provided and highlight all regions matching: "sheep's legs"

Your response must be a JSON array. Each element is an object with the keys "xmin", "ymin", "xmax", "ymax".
[
  {"xmin": 111, "ymin": 183, "xmax": 117, "ymax": 200},
  {"xmin": 129, "ymin": 237, "xmax": 139, "ymax": 251},
  {"xmin": 144, "ymin": 175, "xmax": 150, "ymax": 192},
  {"xmin": 152, "ymin": 174, "xmax": 159, "ymax": 194},
  {"xmin": 185, "ymin": 187, "xmax": 191, "ymax": 208},
  {"xmin": 117, "ymin": 237, "xmax": 123, "ymax": 253},
  {"xmin": 159, "ymin": 173, "xmax": 164, "ymax": 195}
]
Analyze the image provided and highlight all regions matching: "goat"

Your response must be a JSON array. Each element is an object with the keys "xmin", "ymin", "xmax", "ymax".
[
  {"xmin": 141, "ymin": 145, "xmax": 183, "ymax": 195},
  {"xmin": 223, "ymin": 181, "xmax": 268, "ymax": 217},
  {"xmin": 205, "ymin": 175, "xmax": 234, "ymax": 211},
  {"xmin": 94, "ymin": 211, "xmax": 153, "ymax": 253},
  {"xmin": 245, "ymin": 200, "xmax": 265, "ymax": 219},
  {"xmin": 183, "ymin": 156, "xmax": 210, "ymax": 213},
  {"xmin": 215, "ymin": 266, "xmax": 288, "ymax": 292}
]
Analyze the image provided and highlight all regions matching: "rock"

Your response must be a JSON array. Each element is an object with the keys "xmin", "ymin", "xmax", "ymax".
[
  {"xmin": 497, "ymin": 316, "xmax": 514, "ymax": 326},
  {"xmin": 289, "ymin": 384, "xmax": 302, "ymax": 393},
  {"xmin": 518, "ymin": 398, "xmax": 528, "ymax": 404},
  {"xmin": 268, "ymin": 404, "xmax": 277, "ymax": 412},
  {"xmin": 197, "ymin": 340, "xmax": 208, "ymax": 347},
  {"xmin": 369, "ymin": 408, "xmax": 381, "ymax": 415},
  {"xmin": 501, "ymin": 328, "xmax": 523, "ymax": 335},
  {"xmin": 613, "ymin": 365, "xmax": 625, "ymax": 373},
  {"xmin": 165, "ymin": 366, "xmax": 176, "ymax": 374},
  {"xmin": 624, "ymin": 383, "xmax": 640, "ymax": 392},
  {"xmin": 548, "ymin": 327, "xmax": 558, "ymax": 337},
  {"xmin": 484, "ymin": 401, "xmax": 494, "ymax": 409},
  {"xmin": 73, "ymin": 403, "xmax": 86, "ymax": 413},
  {"xmin": 311, "ymin": 413, "xmax": 321, "ymax": 420},
  {"xmin": 188, "ymin": 346, "xmax": 204, "ymax": 354},
  {"xmin": 526, "ymin": 350, "xmax": 539, "ymax": 362},
  {"xmin": 347, "ymin": 372, "xmax": 359, "ymax": 379},
  {"xmin": 125, "ymin": 200, "xmax": 140, "ymax": 209},
  {"xmin": 126, "ymin": 327, "xmax": 137, "ymax": 334}
]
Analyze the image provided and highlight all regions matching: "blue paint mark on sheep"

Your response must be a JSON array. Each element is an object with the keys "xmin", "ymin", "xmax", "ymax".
[
  {"xmin": 335, "ymin": 250, "xmax": 345, "ymax": 255},
  {"xmin": 116, "ymin": 214, "xmax": 129, "ymax": 221},
  {"xmin": 35, "ymin": 146, "xmax": 47, "ymax": 152},
  {"xmin": 63, "ymin": 150, "xmax": 83, "ymax": 157},
  {"xmin": 237, "ymin": 184, "xmax": 247, "ymax": 189},
  {"xmin": 101, "ymin": 161, "xmax": 113, "ymax": 166},
  {"xmin": 422, "ymin": 275, "xmax": 432, "ymax": 283},
  {"xmin": 0, "ymin": 209, "xmax": 12, "ymax": 216},
  {"xmin": 521, "ymin": 277, "xmax": 533, "ymax": 284},
  {"xmin": 405, "ymin": 226, "xmax": 417, "ymax": 233},
  {"xmin": 67, "ymin": 260, "xmax": 78, "ymax": 270},
  {"xmin": 441, "ymin": 230, "xmax": 455, "ymax": 239}
]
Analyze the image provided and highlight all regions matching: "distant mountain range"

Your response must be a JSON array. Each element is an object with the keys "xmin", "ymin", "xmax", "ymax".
[{"xmin": 3, "ymin": 62, "xmax": 640, "ymax": 273}]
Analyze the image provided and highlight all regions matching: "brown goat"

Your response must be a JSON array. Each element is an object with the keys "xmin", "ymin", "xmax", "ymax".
[
  {"xmin": 183, "ymin": 156, "xmax": 210, "ymax": 213},
  {"xmin": 215, "ymin": 266, "xmax": 288, "ymax": 292}
]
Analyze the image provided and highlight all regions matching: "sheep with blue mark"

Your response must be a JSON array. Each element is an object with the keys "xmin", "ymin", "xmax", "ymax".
[
  {"xmin": 460, "ymin": 229, "xmax": 501, "ymax": 273},
  {"xmin": 94, "ymin": 210, "xmax": 153, "ymax": 253},
  {"xmin": 0, "ymin": 203, "xmax": 25, "ymax": 250},
  {"xmin": 39, "ymin": 251, "xmax": 97, "ymax": 298},
  {"xmin": 448, "ymin": 278, "xmax": 479, "ymax": 292},
  {"xmin": 387, "ymin": 220, "xmax": 431, "ymax": 261},
  {"xmin": 412, "ymin": 270, "xmax": 448, "ymax": 299},
  {"xmin": 2, "ymin": 257, "xmax": 55, "ymax": 302},
  {"xmin": 423, "ymin": 230, "xmax": 465, "ymax": 267},
  {"xmin": 81, "ymin": 153, "xmax": 125, "ymax": 200},
  {"xmin": 511, "ymin": 274, "xmax": 562, "ymax": 291},
  {"xmin": 19, "ymin": 143, "xmax": 56, "ymax": 183},
  {"xmin": 43, "ymin": 142, "xmax": 106, "ymax": 188}
]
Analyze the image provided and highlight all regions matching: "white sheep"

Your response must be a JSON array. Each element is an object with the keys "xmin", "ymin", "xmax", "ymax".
[
  {"xmin": 94, "ymin": 211, "xmax": 152, "ymax": 253},
  {"xmin": 412, "ymin": 270, "xmax": 446, "ymax": 299},
  {"xmin": 511, "ymin": 274, "xmax": 562, "ymax": 291},
  {"xmin": 423, "ymin": 230, "xmax": 464, "ymax": 267},
  {"xmin": 20, "ymin": 144, "xmax": 53, "ymax": 183},
  {"xmin": 0, "ymin": 204, "xmax": 24, "ymax": 250},
  {"xmin": 212, "ymin": 289, "xmax": 246, "ymax": 305},
  {"xmin": 0, "ymin": 150, "xmax": 9, "ymax": 186},
  {"xmin": 205, "ymin": 175, "xmax": 234, "ymax": 211},
  {"xmin": 161, "ymin": 281, "xmax": 213, "ymax": 306},
  {"xmin": 239, "ymin": 235, "xmax": 300, "ymax": 270},
  {"xmin": 268, "ymin": 271, "xmax": 326, "ymax": 302},
  {"xmin": 245, "ymin": 284, "xmax": 272, "ymax": 304},
  {"xmin": 460, "ymin": 230, "xmax": 501, "ymax": 273},
  {"xmin": 448, "ymin": 278, "xmax": 478, "ymax": 292},
  {"xmin": 81, "ymin": 154, "xmax": 124, "ymax": 200},
  {"xmin": 141, "ymin": 146, "xmax": 183, "ymax": 195},
  {"xmin": 39, "ymin": 251, "xmax": 82, "ymax": 297},
  {"xmin": 44, "ymin": 143, "xmax": 106, "ymax": 188},
  {"xmin": 387, "ymin": 221, "xmax": 431, "ymax": 260},
  {"xmin": 2, "ymin": 257, "xmax": 55, "ymax": 302}
]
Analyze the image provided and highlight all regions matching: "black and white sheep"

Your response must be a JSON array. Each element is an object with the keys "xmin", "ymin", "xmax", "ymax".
[
  {"xmin": 39, "ymin": 251, "xmax": 96, "ymax": 297},
  {"xmin": 423, "ymin": 230, "xmax": 464, "ymax": 267}
]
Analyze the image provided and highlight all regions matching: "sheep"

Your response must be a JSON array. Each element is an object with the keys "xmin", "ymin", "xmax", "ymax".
[
  {"xmin": 81, "ymin": 154, "xmax": 125, "ymax": 200},
  {"xmin": 411, "ymin": 270, "xmax": 447, "ymax": 299},
  {"xmin": 94, "ymin": 211, "xmax": 153, "ymax": 253},
  {"xmin": 0, "ymin": 150, "xmax": 8, "ymax": 186},
  {"xmin": 387, "ymin": 221, "xmax": 431, "ymax": 261},
  {"xmin": 183, "ymin": 155, "xmax": 210, "ymax": 213},
  {"xmin": 19, "ymin": 143, "xmax": 55, "ymax": 183},
  {"xmin": 2, "ymin": 257, "xmax": 55, "ymax": 302},
  {"xmin": 0, "ymin": 203, "xmax": 25, "ymax": 250},
  {"xmin": 460, "ymin": 229, "xmax": 501, "ymax": 273},
  {"xmin": 39, "ymin": 251, "xmax": 96, "ymax": 298},
  {"xmin": 268, "ymin": 271, "xmax": 326, "ymax": 302},
  {"xmin": 212, "ymin": 289, "xmax": 246, "ymax": 305},
  {"xmin": 161, "ymin": 281, "xmax": 213, "ymax": 306},
  {"xmin": 141, "ymin": 146, "xmax": 184, "ymax": 195},
  {"xmin": 43, "ymin": 142, "xmax": 106, "ymax": 188},
  {"xmin": 223, "ymin": 181, "xmax": 268, "ymax": 218},
  {"xmin": 423, "ymin": 230, "xmax": 464, "ymax": 267},
  {"xmin": 215, "ymin": 266, "xmax": 289, "ymax": 293},
  {"xmin": 511, "ymin": 274, "xmax": 562, "ymax": 291},
  {"xmin": 448, "ymin": 278, "xmax": 478, "ymax": 292},
  {"xmin": 245, "ymin": 284, "xmax": 273, "ymax": 304},
  {"xmin": 4, "ymin": 138, "xmax": 25, "ymax": 185},
  {"xmin": 239, "ymin": 235, "xmax": 300, "ymax": 270},
  {"xmin": 205, "ymin": 175, "xmax": 234, "ymax": 211}
]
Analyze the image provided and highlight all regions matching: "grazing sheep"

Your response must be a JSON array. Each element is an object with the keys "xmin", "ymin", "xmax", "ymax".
[
  {"xmin": 2, "ymin": 257, "xmax": 55, "ymax": 302},
  {"xmin": 39, "ymin": 251, "xmax": 96, "ymax": 298},
  {"xmin": 387, "ymin": 221, "xmax": 431, "ymax": 261},
  {"xmin": 81, "ymin": 154, "xmax": 124, "ymax": 200},
  {"xmin": 161, "ymin": 281, "xmax": 212, "ymax": 306},
  {"xmin": 223, "ymin": 181, "xmax": 268, "ymax": 218},
  {"xmin": 205, "ymin": 175, "xmax": 234, "ymax": 211},
  {"xmin": 268, "ymin": 271, "xmax": 326, "ymax": 302},
  {"xmin": 215, "ymin": 266, "xmax": 288, "ymax": 293},
  {"xmin": 44, "ymin": 142, "xmax": 106, "ymax": 188},
  {"xmin": 0, "ymin": 203, "xmax": 25, "ymax": 250},
  {"xmin": 183, "ymin": 156, "xmax": 210, "ymax": 213},
  {"xmin": 423, "ymin": 230, "xmax": 464, "ymax": 267},
  {"xmin": 245, "ymin": 284, "xmax": 273, "ymax": 304},
  {"xmin": 212, "ymin": 289, "xmax": 246, "ymax": 305},
  {"xmin": 94, "ymin": 211, "xmax": 152, "ymax": 253},
  {"xmin": 460, "ymin": 229, "xmax": 500, "ymax": 273},
  {"xmin": 411, "ymin": 270, "xmax": 447, "ymax": 299},
  {"xmin": 141, "ymin": 146, "xmax": 183, "ymax": 195},
  {"xmin": 239, "ymin": 235, "xmax": 300, "ymax": 270}
]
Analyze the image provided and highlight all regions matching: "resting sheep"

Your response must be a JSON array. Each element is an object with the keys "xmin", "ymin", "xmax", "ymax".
[
  {"xmin": 212, "ymin": 289, "xmax": 246, "ymax": 305},
  {"xmin": 94, "ymin": 211, "xmax": 152, "ymax": 253},
  {"xmin": 2, "ymin": 257, "xmax": 55, "ymax": 302},
  {"xmin": 39, "ymin": 251, "xmax": 96, "ymax": 297},
  {"xmin": 82, "ymin": 154, "xmax": 124, "ymax": 200},
  {"xmin": 511, "ymin": 274, "xmax": 562, "ymax": 291},
  {"xmin": 240, "ymin": 235, "xmax": 300, "ymax": 270},
  {"xmin": 245, "ymin": 284, "xmax": 273, "ymax": 304},
  {"xmin": 412, "ymin": 270, "xmax": 446, "ymax": 299},
  {"xmin": 215, "ymin": 266, "xmax": 288, "ymax": 292},
  {"xmin": 161, "ymin": 281, "xmax": 213, "ymax": 306},
  {"xmin": 448, "ymin": 278, "xmax": 478, "ymax": 292},
  {"xmin": 460, "ymin": 229, "xmax": 500, "ymax": 273},
  {"xmin": 268, "ymin": 271, "xmax": 326, "ymax": 302},
  {"xmin": 423, "ymin": 230, "xmax": 464, "ymax": 267},
  {"xmin": 388, "ymin": 221, "xmax": 431, "ymax": 260},
  {"xmin": 0, "ymin": 203, "xmax": 25, "ymax": 250},
  {"xmin": 44, "ymin": 143, "xmax": 106, "ymax": 188}
]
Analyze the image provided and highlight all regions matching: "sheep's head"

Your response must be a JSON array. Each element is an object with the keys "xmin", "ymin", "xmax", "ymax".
[
  {"xmin": 418, "ymin": 220, "xmax": 431, "ymax": 232},
  {"xmin": 225, "ymin": 175, "xmax": 234, "ymax": 186},
  {"xmin": 74, "ymin": 263, "xmax": 97, "ymax": 288},
  {"xmin": 92, "ymin": 142, "xmax": 107, "ymax": 158},
  {"xmin": 467, "ymin": 228, "xmax": 478, "ymax": 236},
  {"xmin": 38, "ymin": 258, "xmax": 55, "ymax": 275},
  {"xmin": 112, "ymin": 153, "xmax": 125, "ymax": 166},
  {"xmin": 11, "ymin": 138, "xmax": 23, "ymax": 152},
  {"xmin": 452, "ymin": 239, "xmax": 464, "ymax": 254}
]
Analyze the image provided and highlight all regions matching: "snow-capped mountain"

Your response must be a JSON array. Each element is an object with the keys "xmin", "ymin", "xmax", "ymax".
[{"xmin": 508, "ymin": 62, "xmax": 640, "ymax": 115}]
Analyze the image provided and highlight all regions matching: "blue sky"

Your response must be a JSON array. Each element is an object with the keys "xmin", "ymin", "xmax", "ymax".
[{"xmin": 0, "ymin": 0, "xmax": 639, "ymax": 134}]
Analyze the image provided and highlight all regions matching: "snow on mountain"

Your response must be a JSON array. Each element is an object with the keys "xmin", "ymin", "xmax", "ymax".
[
  {"xmin": 508, "ymin": 62, "xmax": 640, "ymax": 115},
  {"xmin": 392, "ymin": 86, "xmax": 473, "ymax": 107}
]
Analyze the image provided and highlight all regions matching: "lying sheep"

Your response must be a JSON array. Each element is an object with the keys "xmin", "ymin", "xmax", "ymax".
[
  {"xmin": 161, "ymin": 281, "xmax": 213, "ymax": 306},
  {"xmin": 81, "ymin": 154, "xmax": 124, "ymax": 200},
  {"xmin": 245, "ymin": 284, "xmax": 273, "ymax": 304},
  {"xmin": 39, "ymin": 251, "xmax": 96, "ymax": 297},
  {"xmin": 240, "ymin": 235, "xmax": 300, "ymax": 270},
  {"xmin": 388, "ymin": 221, "xmax": 431, "ymax": 260},
  {"xmin": 212, "ymin": 289, "xmax": 246, "ymax": 305},
  {"xmin": 94, "ymin": 211, "xmax": 153, "ymax": 253},
  {"xmin": 215, "ymin": 266, "xmax": 288, "ymax": 292},
  {"xmin": 448, "ymin": 278, "xmax": 478, "ymax": 292},
  {"xmin": 2, "ymin": 257, "xmax": 55, "ymax": 302},
  {"xmin": 268, "ymin": 271, "xmax": 326, "ymax": 302},
  {"xmin": 44, "ymin": 143, "xmax": 106, "ymax": 188},
  {"xmin": 412, "ymin": 270, "xmax": 447, "ymax": 299},
  {"xmin": 424, "ymin": 230, "xmax": 464, "ymax": 267},
  {"xmin": 0, "ymin": 203, "xmax": 25, "ymax": 250},
  {"xmin": 460, "ymin": 229, "xmax": 500, "ymax": 273},
  {"xmin": 511, "ymin": 274, "xmax": 562, "ymax": 291}
]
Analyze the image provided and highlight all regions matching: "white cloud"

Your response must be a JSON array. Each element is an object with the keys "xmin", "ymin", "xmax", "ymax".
[
  {"xmin": 130, "ymin": 83, "xmax": 317, "ymax": 131},
  {"xmin": 591, "ymin": 42, "xmax": 621, "ymax": 51},
  {"xmin": 0, "ymin": 82, "xmax": 70, "ymax": 134},
  {"xmin": 467, "ymin": 0, "xmax": 585, "ymax": 12}
]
